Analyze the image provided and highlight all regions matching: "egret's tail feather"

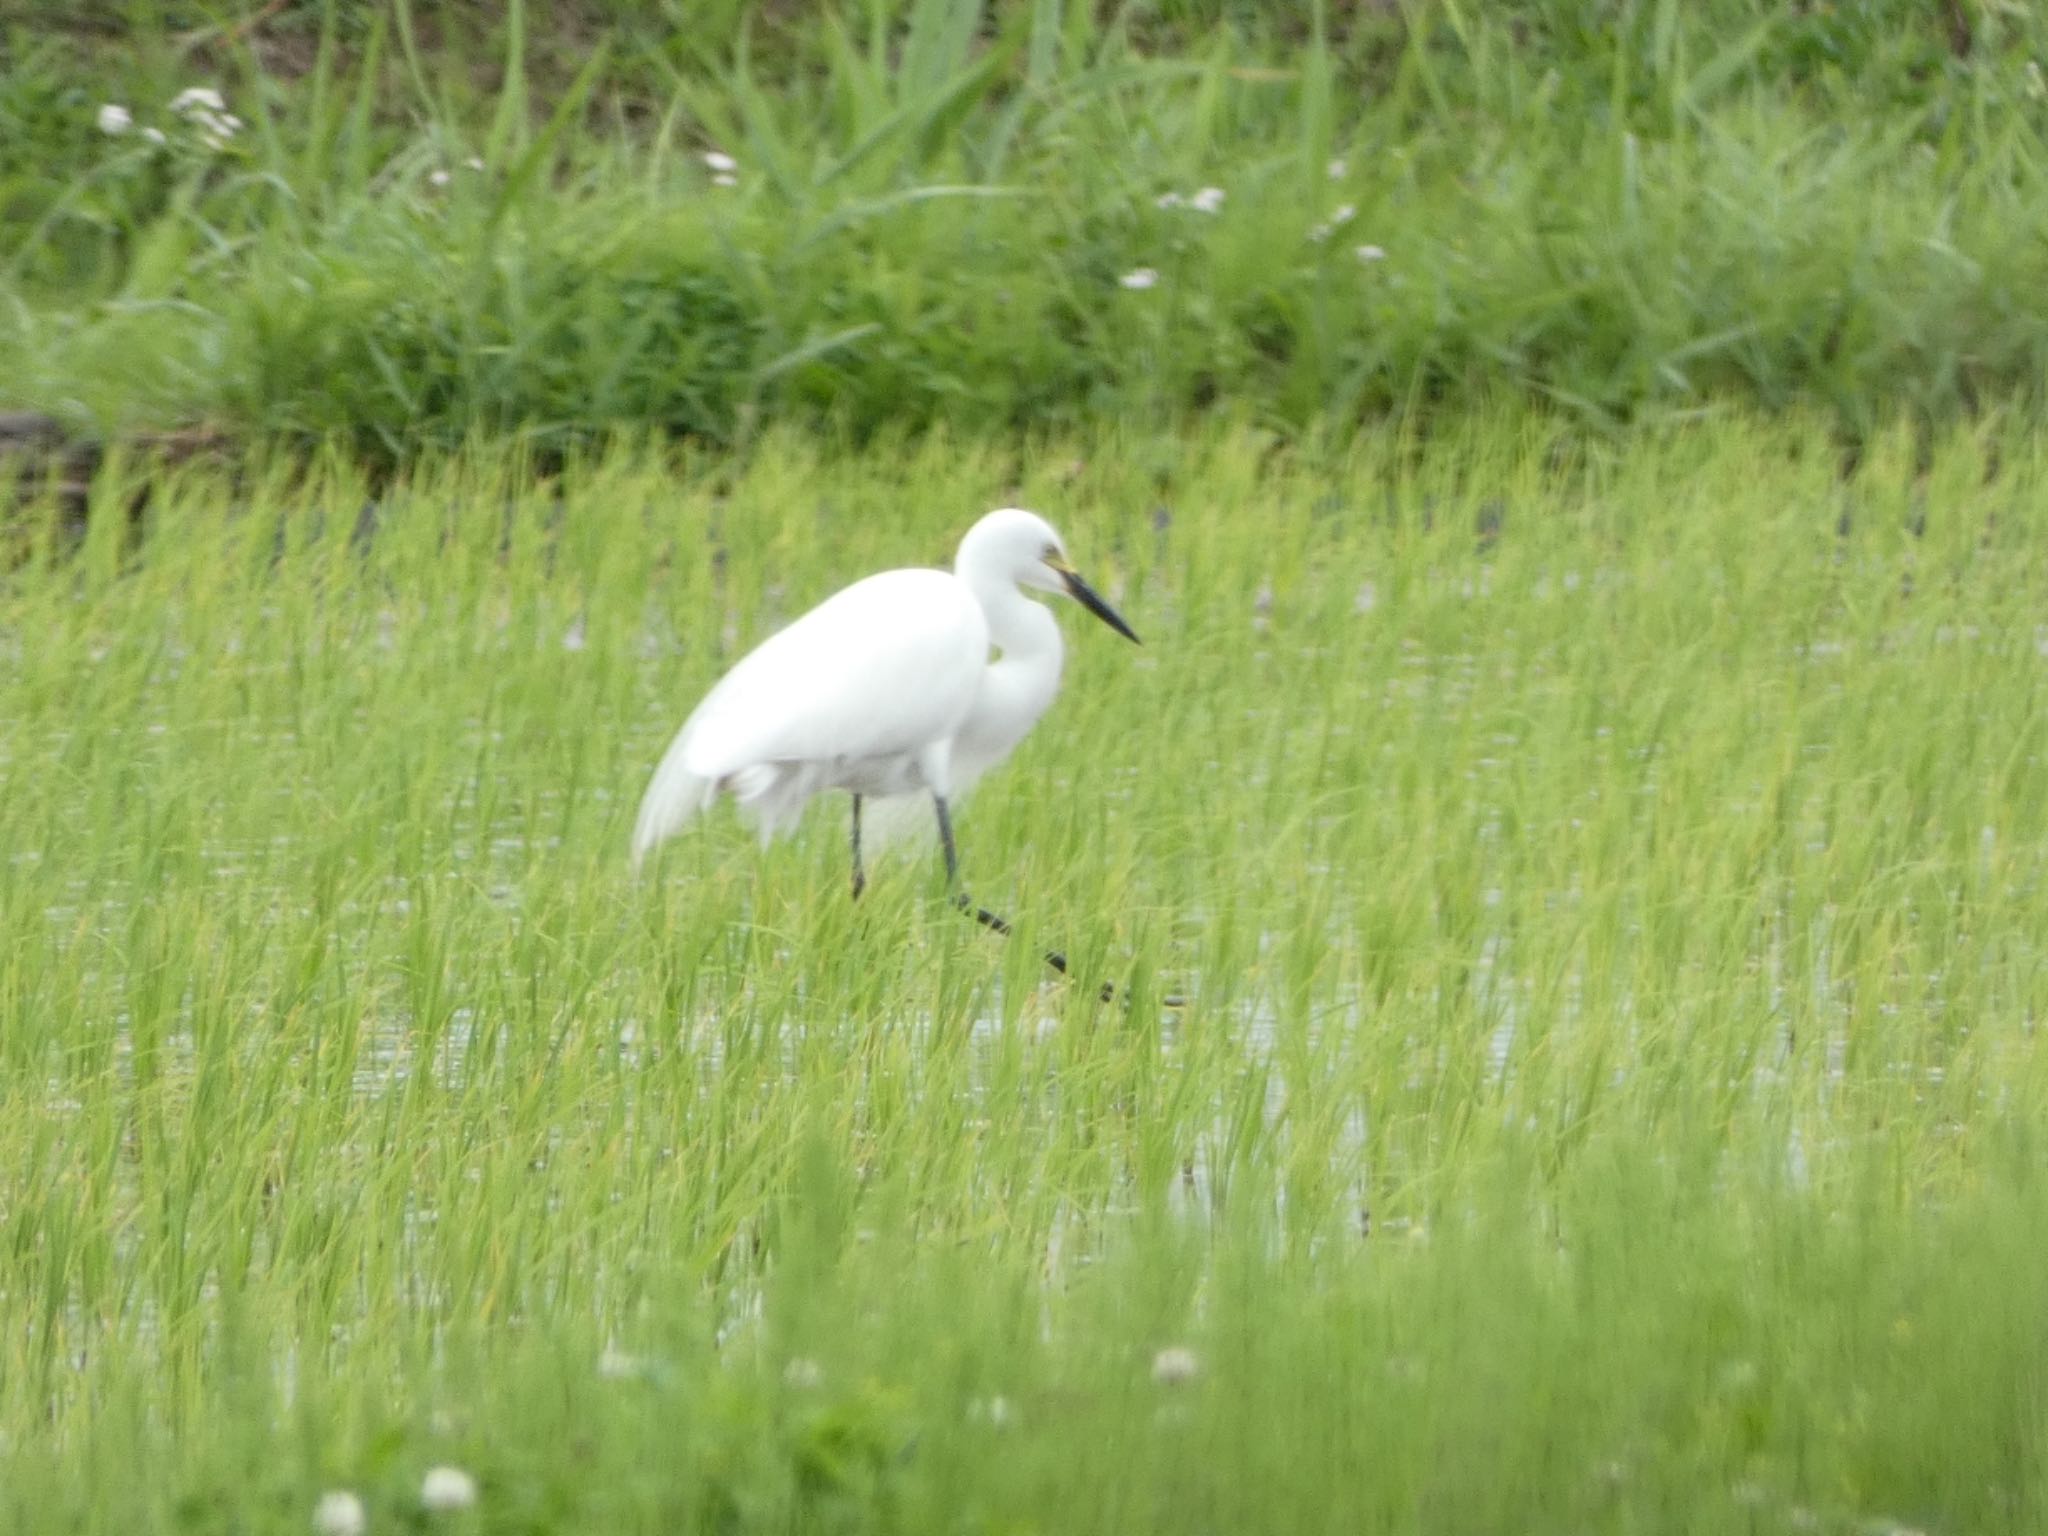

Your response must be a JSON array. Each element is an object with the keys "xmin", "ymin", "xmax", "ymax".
[
  {"xmin": 630, "ymin": 739, "xmax": 718, "ymax": 869},
  {"xmin": 635, "ymin": 749, "xmax": 829, "ymax": 865},
  {"xmin": 725, "ymin": 762, "xmax": 783, "ymax": 806},
  {"xmin": 730, "ymin": 760, "xmax": 825, "ymax": 845}
]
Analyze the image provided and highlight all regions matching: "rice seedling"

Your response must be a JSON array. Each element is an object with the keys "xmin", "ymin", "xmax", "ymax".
[{"xmin": 3, "ymin": 413, "xmax": 2045, "ymax": 1532}]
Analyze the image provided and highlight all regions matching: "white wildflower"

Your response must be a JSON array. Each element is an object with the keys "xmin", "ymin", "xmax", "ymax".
[
  {"xmin": 419, "ymin": 1466, "xmax": 477, "ymax": 1513},
  {"xmin": 186, "ymin": 106, "xmax": 241, "ymax": 151},
  {"xmin": 1355, "ymin": 243, "xmax": 1387, "ymax": 263},
  {"xmin": 140, "ymin": 126, "xmax": 167, "ymax": 145},
  {"xmin": 1188, "ymin": 185, "xmax": 1225, "ymax": 214},
  {"xmin": 1716, "ymin": 1359, "xmax": 1760, "ymax": 1392},
  {"xmin": 597, "ymin": 1345, "xmax": 641, "ymax": 1379},
  {"xmin": 465, "ymin": 156, "xmax": 486, "ymax": 171},
  {"xmin": 311, "ymin": 1490, "xmax": 367, "ymax": 1536},
  {"xmin": 97, "ymin": 104, "xmax": 132, "ymax": 135},
  {"xmin": 702, "ymin": 150, "xmax": 738, "ymax": 173},
  {"xmin": 169, "ymin": 86, "xmax": 226, "ymax": 117},
  {"xmin": 1118, "ymin": 267, "xmax": 1159, "ymax": 290},
  {"xmin": 1151, "ymin": 1345, "xmax": 1200, "ymax": 1385},
  {"xmin": 1154, "ymin": 191, "xmax": 1184, "ymax": 209},
  {"xmin": 711, "ymin": 172, "xmax": 738, "ymax": 188},
  {"xmin": 1308, "ymin": 203, "xmax": 1357, "ymax": 242},
  {"xmin": 428, "ymin": 168, "xmax": 451, "ymax": 187},
  {"xmin": 967, "ymin": 1394, "xmax": 1016, "ymax": 1428},
  {"xmin": 1328, "ymin": 157, "xmax": 1348, "ymax": 179}
]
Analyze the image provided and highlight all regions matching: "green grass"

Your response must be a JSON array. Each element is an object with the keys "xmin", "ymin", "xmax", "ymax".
[
  {"xmin": 5, "ymin": 1, "xmax": 2048, "ymax": 453},
  {"xmin": 4, "ymin": 414, "xmax": 2048, "ymax": 1531}
]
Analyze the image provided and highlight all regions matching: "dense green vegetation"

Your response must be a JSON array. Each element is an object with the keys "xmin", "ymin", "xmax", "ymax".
[
  {"xmin": 7, "ymin": 418, "xmax": 2048, "ymax": 1531},
  {"xmin": 4, "ymin": 1, "xmax": 2048, "ymax": 455},
  {"xmin": 6, "ymin": 7, "xmax": 2048, "ymax": 1532}
]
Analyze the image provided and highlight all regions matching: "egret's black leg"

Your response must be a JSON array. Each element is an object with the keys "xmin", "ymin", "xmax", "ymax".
[
  {"xmin": 932, "ymin": 793, "xmax": 1112, "ymax": 1001},
  {"xmin": 933, "ymin": 795, "xmax": 996, "ymax": 923},
  {"xmin": 850, "ymin": 794, "xmax": 866, "ymax": 901},
  {"xmin": 933, "ymin": 794, "xmax": 997, "ymax": 923},
  {"xmin": 933, "ymin": 793, "xmax": 960, "ymax": 888}
]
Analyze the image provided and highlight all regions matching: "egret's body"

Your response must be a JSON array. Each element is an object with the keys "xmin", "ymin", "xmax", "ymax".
[{"xmin": 631, "ymin": 509, "xmax": 1137, "ymax": 899}]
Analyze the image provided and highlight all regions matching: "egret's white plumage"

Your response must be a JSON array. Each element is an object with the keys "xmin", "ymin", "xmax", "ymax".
[{"xmin": 631, "ymin": 508, "xmax": 1138, "ymax": 874}]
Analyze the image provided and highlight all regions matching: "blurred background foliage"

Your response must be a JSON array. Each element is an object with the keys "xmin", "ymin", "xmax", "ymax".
[{"xmin": 2, "ymin": 0, "xmax": 2045, "ymax": 459}]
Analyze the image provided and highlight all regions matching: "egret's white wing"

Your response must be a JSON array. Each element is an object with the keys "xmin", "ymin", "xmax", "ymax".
[
  {"xmin": 633, "ymin": 569, "xmax": 988, "ymax": 861},
  {"xmin": 681, "ymin": 569, "xmax": 988, "ymax": 776}
]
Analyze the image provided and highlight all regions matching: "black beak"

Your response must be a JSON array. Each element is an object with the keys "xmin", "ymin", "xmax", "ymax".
[{"xmin": 1060, "ymin": 567, "xmax": 1141, "ymax": 644}]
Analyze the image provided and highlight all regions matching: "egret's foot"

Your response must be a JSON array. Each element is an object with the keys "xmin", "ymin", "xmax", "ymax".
[
  {"xmin": 953, "ymin": 895, "xmax": 1116, "ymax": 1001},
  {"xmin": 954, "ymin": 891, "xmax": 1012, "ymax": 937}
]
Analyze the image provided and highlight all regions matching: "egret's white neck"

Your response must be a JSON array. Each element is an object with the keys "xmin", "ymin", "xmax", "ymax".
[
  {"xmin": 945, "ymin": 519, "xmax": 1072, "ymax": 783},
  {"xmin": 959, "ymin": 564, "xmax": 1061, "ymax": 665},
  {"xmin": 952, "ymin": 565, "xmax": 1065, "ymax": 781}
]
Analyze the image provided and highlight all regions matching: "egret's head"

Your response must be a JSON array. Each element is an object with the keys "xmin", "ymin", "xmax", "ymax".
[{"xmin": 960, "ymin": 508, "xmax": 1140, "ymax": 644}]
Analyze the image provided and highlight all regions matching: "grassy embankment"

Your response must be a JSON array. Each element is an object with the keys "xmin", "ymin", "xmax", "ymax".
[{"xmin": 2, "ymin": 0, "xmax": 2047, "ymax": 453}]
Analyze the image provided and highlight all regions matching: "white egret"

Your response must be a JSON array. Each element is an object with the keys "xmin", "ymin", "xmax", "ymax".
[{"xmin": 631, "ymin": 509, "xmax": 1139, "ymax": 932}]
